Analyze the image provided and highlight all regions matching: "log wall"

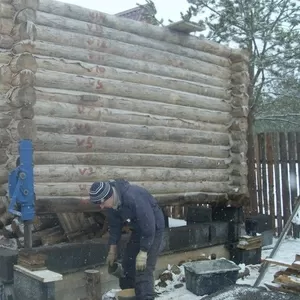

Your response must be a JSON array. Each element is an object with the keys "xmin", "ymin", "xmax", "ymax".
[{"xmin": 0, "ymin": 0, "xmax": 250, "ymax": 238}]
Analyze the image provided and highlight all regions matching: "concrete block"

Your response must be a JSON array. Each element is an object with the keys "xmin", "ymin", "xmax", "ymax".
[
  {"xmin": 261, "ymin": 230, "xmax": 273, "ymax": 247},
  {"xmin": 13, "ymin": 265, "xmax": 62, "ymax": 300},
  {"xmin": 212, "ymin": 207, "xmax": 244, "ymax": 223},
  {"xmin": 0, "ymin": 248, "xmax": 18, "ymax": 283},
  {"xmin": 187, "ymin": 206, "xmax": 212, "ymax": 224},
  {"xmin": 209, "ymin": 222, "xmax": 228, "ymax": 244}
]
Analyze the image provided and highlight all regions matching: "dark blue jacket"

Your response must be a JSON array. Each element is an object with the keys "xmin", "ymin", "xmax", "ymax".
[{"xmin": 106, "ymin": 179, "xmax": 165, "ymax": 252}]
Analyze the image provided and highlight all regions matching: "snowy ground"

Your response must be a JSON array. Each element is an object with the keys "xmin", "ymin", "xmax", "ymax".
[
  {"xmin": 157, "ymin": 237, "xmax": 300, "ymax": 300},
  {"xmin": 103, "ymin": 236, "xmax": 300, "ymax": 299}
]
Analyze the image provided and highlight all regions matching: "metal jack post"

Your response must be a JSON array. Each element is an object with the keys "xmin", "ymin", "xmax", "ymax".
[{"xmin": 8, "ymin": 140, "xmax": 35, "ymax": 249}]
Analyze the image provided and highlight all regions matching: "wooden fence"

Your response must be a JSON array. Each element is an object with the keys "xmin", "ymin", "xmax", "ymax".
[{"xmin": 253, "ymin": 131, "xmax": 300, "ymax": 236}]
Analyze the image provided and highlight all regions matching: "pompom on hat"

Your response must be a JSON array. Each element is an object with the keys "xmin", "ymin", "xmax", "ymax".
[{"xmin": 89, "ymin": 181, "xmax": 113, "ymax": 204}]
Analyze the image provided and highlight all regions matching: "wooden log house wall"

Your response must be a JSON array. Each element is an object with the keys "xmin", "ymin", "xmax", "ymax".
[{"xmin": 0, "ymin": 0, "xmax": 250, "ymax": 244}]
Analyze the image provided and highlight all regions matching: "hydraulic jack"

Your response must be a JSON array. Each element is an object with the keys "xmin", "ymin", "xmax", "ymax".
[{"xmin": 8, "ymin": 140, "xmax": 35, "ymax": 249}]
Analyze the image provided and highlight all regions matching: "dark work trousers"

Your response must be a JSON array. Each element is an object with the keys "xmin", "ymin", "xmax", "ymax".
[{"xmin": 119, "ymin": 230, "xmax": 164, "ymax": 300}]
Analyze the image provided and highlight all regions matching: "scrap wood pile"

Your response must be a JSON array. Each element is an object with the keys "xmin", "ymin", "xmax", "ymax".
[
  {"xmin": 264, "ymin": 254, "xmax": 300, "ymax": 295},
  {"xmin": 0, "ymin": 210, "xmax": 111, "ymax": 250}
]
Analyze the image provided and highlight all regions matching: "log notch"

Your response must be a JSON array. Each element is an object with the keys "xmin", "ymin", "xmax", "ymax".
[{"xmin": 228, "ymin": 49, "xmax": 250, "ymax": 201}]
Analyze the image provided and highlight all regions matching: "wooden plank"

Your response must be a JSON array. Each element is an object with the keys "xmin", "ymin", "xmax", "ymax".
[
  {"xmin": 287, "ymin": 132, "xmax": 299, "ymax": 238},
  {"xmin": 261, "ymin": 258, "xmax": 300, "ymax": 270},
  {"xmin": 255, "ymin": 134, "xmax": 263, "ymax": 213},
  {"xmin": 279, "ymin": 132, "xmax": 290, "ymax": 226},
  {"xmin": 266, "ymin": 133, "xmax": 275, "ymax": 231},
  {"xmin": 273, "ymin": 132, "xmax": 283, "ymax": 235},
  {"xmin": 260, "ymin": 133, "xmax": 268, "ymax": 214}
]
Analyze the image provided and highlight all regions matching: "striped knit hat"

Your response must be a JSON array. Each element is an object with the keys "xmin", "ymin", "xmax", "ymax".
[{"xmin": 89, "ymin": 181, "xmax": 113, "ymax": 204}]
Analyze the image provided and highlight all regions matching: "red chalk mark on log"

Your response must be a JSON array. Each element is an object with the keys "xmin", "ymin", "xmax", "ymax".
[
  {"xmin": 77, "ymin": 105, "xmax": 95, "ymax": 115},
  {"xmin": 76, "ymin": 137, "xmax": 94, "ymax": 149},
  {"xmin": 89, "ymin": 11, "xmax": 104, "ymax": 23},
  {"xmin": 96, "ymin": 80, "xmax": 103, "ymax": 90},
  {"xmin": 94, "ymin": 66, "xmax": 105, "ymax": 73},
  {"xmin": 80, "ymin": 198, "xmax": 90, "ymax": 205},
  {"xmin": 79, "ymin": 184, "xmax": 88, "ymax": 191},
  {"xmin": 75, "ymin": 123, "xmax": 91, "ymax": 132},
  {"xmin": 79, "ymin": 167, "xmax": 96, "ymax": 176}
]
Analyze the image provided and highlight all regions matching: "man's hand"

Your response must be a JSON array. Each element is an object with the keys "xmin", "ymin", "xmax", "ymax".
[
  {"xmin": 106, "ymin": 245, "xmax": 117, "ymax": 266},
  {"xmin": 136, "ymin": 250, "xmax": 148, "ymax": 271}
]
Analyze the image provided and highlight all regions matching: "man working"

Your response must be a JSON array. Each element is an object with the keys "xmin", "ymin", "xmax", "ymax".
[{"xmin": 89, "ymin": 179, "xmax": 165, "ymax": 300}]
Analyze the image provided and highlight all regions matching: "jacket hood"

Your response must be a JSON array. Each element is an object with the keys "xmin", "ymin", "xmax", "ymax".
[{"xmin": 110, "ymin": 179, "xmax": 130, "ymax": 196}]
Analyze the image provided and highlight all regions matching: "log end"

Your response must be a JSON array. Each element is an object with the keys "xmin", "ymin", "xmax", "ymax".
[
  {"xmin": 10, "ymin": 53, "xmax": 38, "ymax": 73},
  {"xmin": 9, "ymin": 86, "xmax": 37, "ymax": 108},
  {"xmin": 17, "ymin": 119, "xmax": 37, "ymax": 140}
]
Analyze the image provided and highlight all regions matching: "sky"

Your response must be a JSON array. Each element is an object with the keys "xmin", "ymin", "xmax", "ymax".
[{"xmin": 56, "ymin": 0, "xmax": 191, "ymax": 24}]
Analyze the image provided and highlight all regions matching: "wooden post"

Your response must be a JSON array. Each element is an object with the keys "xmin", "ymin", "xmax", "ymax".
[
  {"xmin": 266, "ymin": 133, "xmax": 275, "ymax": 232},
  {"xmin": 84, "ymin": 269, "xmax": 101, "ymax": 300},
  {"xmin": 273, "ymin": 133, "xmax": 282, "ymax": 236}
]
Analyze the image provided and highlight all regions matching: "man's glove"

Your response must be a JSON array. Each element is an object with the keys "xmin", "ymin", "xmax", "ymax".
[
  {"xmin": 106, "ymin": 246, "xmax": 117, "ymax": 266},
  {"xmin": 136, "ymin": 250, "xmax": 148, "ymax": 271}
]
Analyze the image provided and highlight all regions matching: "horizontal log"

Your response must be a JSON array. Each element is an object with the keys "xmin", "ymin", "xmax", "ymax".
[
  {"xmin": 33, "ymin": 165, "xmax": 230, "ymax": 183},
  {"xmin": 11, "ymin": 69, "xmax": 36, "ymax": 87},
  {"xmin": 0, "ymin": 128, "xmax": 10, "ymax": 146},
  {"xmin": 35, "ymin": 193, "xmax": 230, "ymax": 213},
  {"xmin": 1, "ymin": 0, "xmax": 12, "ymax": 3},
  {"xmin": 0, "ymin": 49, "xmax": 11, "ymax": 63},
  {"xmin": 0, "ymin": 3, "xmax": 14, "ymax": 17},
  {"xmin": 0, "ymin": 34, "xmax": 13, "ymax": 49},
  {"xmin": 12, "ymin": 40, "xmax": 230, "ymax": 90},
  {"xmin": 0, "ymin": 114, "xmax": 11, "ymax": 127},
  {"xmin": 16, "ymin": 9, "xmax": 231, "ymax": 68},
  {"xmin": 34, "ymin": 132, "xmax": 230, "ymax": 158},
  {"xmin": 16, "ymin": 23, "xmax": 232, "ymax": 80},
  {"xmin": 0, "ymin": 165, "xmax": 8, "ymax": 184},
  {"xmin": 0, "ymin": 211, "xmax": 12, "ymax": 228},
  {"xmin": 34, "ymin": 91, "xmax": 229, "ymax": 131},
  {"xmin": 34, "ymin": 0, "xmax": 232, "ymax": 58},
  {"xmin": 34, "ymin": 181, "xmax": 232, "ymax": 197},
  {"xmin": 6, "ymin": 86, "xmax": 36, "ymax": 107},
  {"xmin": 9, "ymin": 53, "xmax": 38, "ymax": 73},
  {"xmin": 0, "ymin": 64, "xmax": 11, "ymax": 83},
  {"xmin": 229, "ymin": 119, "xmax": 248, "ymax": 132},
  {"xmin": 34, "ymin": 70, "xmax": 231, "ymax": 115},
  {"xmin": 32, "ymin": 152, "xmax": 230, "ymax": 170},
  {"xmin": 17, "ymin": 119, "xmax": 37, "ymax": 140},
  {"xmin": 33, "ymin": 116, "xmax": 230, "ymax": 145},
  {"xmin": 34, "ymin": 56, "xmax": 230, "ymax": 99},
  {"xmin": 230, "ymin": 49, "xmax": 250, "ymax": 64},
  {"xmin": 231, "ymin": 71, "xmax": 249, "ymax": 85},
  {"xmin": 0, "ymin": 84, "xmax": 10, "ymax": 94},
  {"xmin": 0, "ymin": 196, "xmax": 8, "ymax": 215},
  {"xmin": 0, "ymin": 149, "xmax": 8, "ymax": 164},
  {"xmin": 0, "ymin": 18, "xmax": 13, "ymax": 35}
]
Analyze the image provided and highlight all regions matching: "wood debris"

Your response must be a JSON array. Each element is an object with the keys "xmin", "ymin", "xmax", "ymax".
[
  {"xmin": 237, "ymin": 235, "xmax": 262, "ymax": 250},
  {"xmin": 264, "ymin": 254, "xmax": 300, "ymax": 294}
]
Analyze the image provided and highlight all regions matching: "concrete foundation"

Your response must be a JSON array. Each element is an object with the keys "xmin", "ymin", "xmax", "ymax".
[
  {"xmin": 55, "ymin": 244, "xmax": 229, "ymax": 300},
  {"xmin": 13, "ymin": 266, "xmax": 62, "ymax": 300}
]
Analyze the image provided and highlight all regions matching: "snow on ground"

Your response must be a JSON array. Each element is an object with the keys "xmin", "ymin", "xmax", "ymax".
[
  {"xmin": 103, "ymin": 237, "xmax": 300, "ymax": 299},
  {"xmin": 157, "ymin": 237, "xmax": 300, "ymax": 299}
]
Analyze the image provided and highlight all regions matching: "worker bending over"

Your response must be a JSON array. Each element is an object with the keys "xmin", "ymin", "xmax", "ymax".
[{"xmin": 89, "ymin": 179, "xmax": 165, "ymax": 300}]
